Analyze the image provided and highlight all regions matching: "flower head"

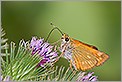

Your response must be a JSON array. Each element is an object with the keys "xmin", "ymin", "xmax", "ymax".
[
  {"xmin": 30, "ymin": 37, "xmax": 58, "ymax": 67},
  {"xmin": 77, "ymin": 72, "xmax": 98, "ymax": 81}
]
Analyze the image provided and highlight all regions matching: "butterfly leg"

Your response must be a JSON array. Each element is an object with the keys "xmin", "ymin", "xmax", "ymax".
[
  {"xmin": 53, "ymin": 45, "xmax": 67, "ymax": 64},
  {"xmin": 53, "ymin": 51, "xmax": 65, "ymax": 64},
  {"xmin": 54, "ymin": 45, "xmax": 57, "ymax": 51},
  {"xmin": 51, "ymin": 39, "xmax": 61, "ymax": 45}
]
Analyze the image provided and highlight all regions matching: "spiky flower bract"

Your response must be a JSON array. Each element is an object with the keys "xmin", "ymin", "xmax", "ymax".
[
  {"xmin": 1, "ymin": 28, "xmax": 8, "ymax": 62},
  {"xmin": 1, "ymin": 39, "xmax": 56, "ymax": 81}
]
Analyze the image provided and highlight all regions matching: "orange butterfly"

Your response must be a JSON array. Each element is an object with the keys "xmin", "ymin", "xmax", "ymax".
[
  {"xmin": 46, "ymin": 23, "xmax": 109, "ymax": 71},
  {"xmin": 60, "ymin": 33, "xmax": 109, "ymax": 71}
]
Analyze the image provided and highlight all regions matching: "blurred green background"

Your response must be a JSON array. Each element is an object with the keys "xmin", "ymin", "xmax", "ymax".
[{"xmin": 1, "ymin": 1, "xmax": 121, "ymax": 81}]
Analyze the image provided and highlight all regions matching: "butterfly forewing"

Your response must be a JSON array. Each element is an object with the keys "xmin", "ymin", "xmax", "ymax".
[{"xmin": 70, "ymin": 38, "xmax": 109, "ymax": 71}]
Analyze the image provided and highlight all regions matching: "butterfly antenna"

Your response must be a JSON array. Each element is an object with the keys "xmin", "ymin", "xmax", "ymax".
[{"xmin": 45, "ymin": 22, "xmax": 63, "ymax": 42}]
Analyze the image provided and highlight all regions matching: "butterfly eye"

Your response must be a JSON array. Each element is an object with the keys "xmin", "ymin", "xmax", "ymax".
[{"xmin": 65, "ymin": 38, "xmax": 69, "ymax": 42}]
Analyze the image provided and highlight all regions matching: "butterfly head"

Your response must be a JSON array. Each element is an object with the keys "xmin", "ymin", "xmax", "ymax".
[{"xmin": 61, "ymin": 33, "xmax": 71, "ymax": 43}]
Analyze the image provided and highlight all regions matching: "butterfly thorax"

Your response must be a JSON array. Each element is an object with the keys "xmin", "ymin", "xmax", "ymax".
[{"xmin": 60, "ymin": 34, "xmax": 74, "ymax": 61}]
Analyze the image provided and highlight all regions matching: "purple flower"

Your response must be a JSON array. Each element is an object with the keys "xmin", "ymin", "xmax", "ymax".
[
  {"xmin": 77, "ymin": 72, "xmax": 98, "ymax": 81},
  {"xmin": 30, "ymin": 37, "xmax": 58, "ymax": 67}
]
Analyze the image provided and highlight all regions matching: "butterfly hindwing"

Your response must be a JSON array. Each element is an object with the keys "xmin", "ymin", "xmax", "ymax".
[{"xmin": 72, "ymin": 46, "xmax": 97, "ymax": 71}]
